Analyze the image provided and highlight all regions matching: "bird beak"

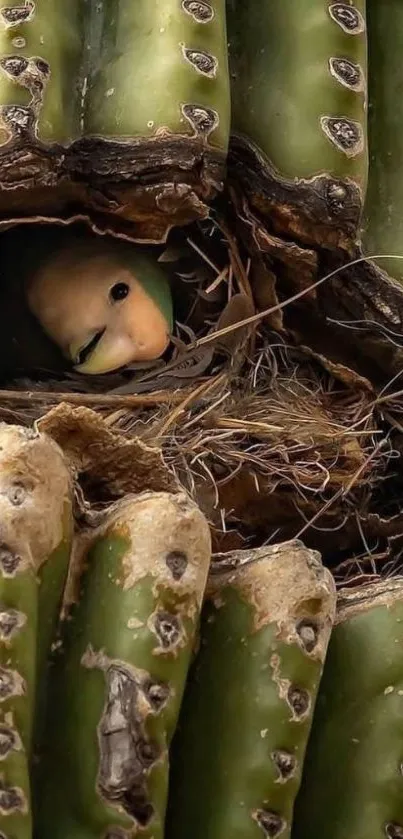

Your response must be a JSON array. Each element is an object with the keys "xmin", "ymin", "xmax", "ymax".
[
  {"xmin": 70, "ymin": 328, "xmax": 144, "ymax": 375},
  {"xmin": 68, "ymin": 280, "xmax": 171, "ymax": 375}
]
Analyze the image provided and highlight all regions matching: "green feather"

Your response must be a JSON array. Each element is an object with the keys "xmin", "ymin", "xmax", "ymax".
[{"xmin": 110, "ymin": 242, "xmax": 174, "ymax": 331}]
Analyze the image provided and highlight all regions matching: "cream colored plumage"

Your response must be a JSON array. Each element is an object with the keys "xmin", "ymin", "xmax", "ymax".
[{"xmin": 26, "ymin": 234, "xmax": 173, "ymax": 375}]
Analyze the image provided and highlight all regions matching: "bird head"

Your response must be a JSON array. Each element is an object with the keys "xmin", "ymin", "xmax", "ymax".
[{"xmin": 26, "ymin": 238, "xmax": 173, "ymax": 375}]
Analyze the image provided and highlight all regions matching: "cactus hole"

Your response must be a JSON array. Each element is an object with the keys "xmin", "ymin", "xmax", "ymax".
[
  {"xmin": 0, "ymin": 781, "xmax": 25, "ymax": 813},
  {"xmin": 143, "ymin": 678, "xmax": 170, "ymax": 711},
  {"xmin": 165, "ymin": 550, "xmax": 188, "ymax": 580},
  {"xmin": 287, "ymin": 686, "xmax": 310, "ymax": 719},
  {"xmin": 296, "ymin": 619, "xmax": 319, "ymax": 653},
  {"xmin": 271, "ymin": 749, "xmax": 297, "ymax": 781},
  {"xmin": 152, "ymin": 610, "xmax": 182, "ymax": 648},
  {"xmin": 386, "ymin": 824, "xmax": 403, "ymax": 839},
  {"xmin": 253, "ymin": 808, "xmax": 286, "ymax": 837},
  {"xmin": 0, "ymin": 544, "xmax": 21, "ymax": 575},
  {"xmin": 122, "ymin": 791, "xmax": 154, "ymax": 827}
]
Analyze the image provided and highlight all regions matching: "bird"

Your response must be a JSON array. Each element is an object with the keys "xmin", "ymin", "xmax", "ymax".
[{"xmin": 0, "ymin": 224, "xmax": 173, "ymax": 378}]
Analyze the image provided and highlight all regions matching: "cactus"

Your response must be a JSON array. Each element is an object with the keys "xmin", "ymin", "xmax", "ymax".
[
  {"xmin": 167, "ymin": 540, "xmax": 336, "ymax": 839},
  {"xmin": 0, "ymin": 0, "xmax": 230, "ymax": 239},
  {"xmin": 361, "ymin": 0, "xmax": 403, "ymax": 283},
  {"xmin": 294, "ymin": 578, "xmax": 403, "ymax": 839},
  {"xmin": 0, "ymin": 423, "xmax": 73, "ymax": 839},
  {"xmin": 227, "ymin": 0, "xmax": 368, "ymax": 249},
  {"xmin": 0, "ymin": 2, "xmax": 83, "ymax": 143},
  {"xmin": 35, "ymin": 491, "xmax": 211, "ymax": 839}
]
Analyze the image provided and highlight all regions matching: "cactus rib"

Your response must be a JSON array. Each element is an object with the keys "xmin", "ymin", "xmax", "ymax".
[
  {"xmin": 167, "ymin": 540, "xmax": 336, "ymax": 839},
  {"xmin": 0, "ymin": 424, "xmax": 73, "ymax": 839},
  {"xmin": 0, "ymin": 1, "xmax": 83, "ymax": 144},
  {"xmin": 35, "ymin": 491, "xmax": 211, "ymax": 839},
  {"xmin": 0, "ymin": 0, "xmax": 230, "ymax": 241},
  {"xmin": 362, "ymin": 0, "xmax": 403, "ymax": 283},
  {"xmin": 294, "ymin": 579, "xmax": 403, "ymax": 839},
  {"xmin": 227, "ymin": 0, "xmax": 368, "ymax": 250}
]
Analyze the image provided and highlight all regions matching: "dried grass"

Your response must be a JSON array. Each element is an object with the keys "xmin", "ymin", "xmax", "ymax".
[
  {"xmin": 96, "ymin": 337, "xmax": 389, "ymax": 552},
  {"xmin": 0, "ymin": 216, "xmax": 398, "ymax": 559}
]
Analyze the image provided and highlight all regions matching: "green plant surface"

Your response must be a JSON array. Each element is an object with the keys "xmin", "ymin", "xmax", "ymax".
[
  {"xmin": 35, "ymin": 491, "xmax": 211, "ymax": 839},
  {"xmin": 0, "ymin": 424, "xmax": 73, "ymax": 839},
  {"xmin": 294, "ymin": 579, "xmax": 403, "ymax": 839},
  {"xmin": 167, "ymin": 541, "xmax": 336, "ymax": 839}
]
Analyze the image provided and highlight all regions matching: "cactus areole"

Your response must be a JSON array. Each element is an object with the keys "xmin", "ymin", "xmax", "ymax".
[
  {"xmin": 167, "ymin": 541, "xmax": 336, "ymax": 839},
  {"xmin": 0, "ymin": 0, "xmax": 372, "ymax": 255},
  {"xmin": 0, "ymin": 423, "xmax": 73, "ymax": 839},
  {"xmin": 295, "ymin": 579, "xmax": 403, "ymax": 839},
  {"xmin": 0, "ymin": 0, "xmax": 230, "ymax": 240},
  {"xmin": 35, "ymin": 491, "xmax": 212, "ymax": 838},
  {"xmin": 227, "ymin": 0, "xmax": 368, "ymax": 251}
]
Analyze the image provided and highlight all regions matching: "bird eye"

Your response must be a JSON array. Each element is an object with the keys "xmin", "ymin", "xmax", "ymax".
[{"xmin": 110, "ymin": 282, "xmax": 130, "ymax": 302}]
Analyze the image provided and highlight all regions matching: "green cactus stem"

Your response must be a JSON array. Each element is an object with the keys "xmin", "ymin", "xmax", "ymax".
[
  {"xmin": 166, "ymin": 540, "xmax": 336, "ymax": 839},
  {"xmin": 0, "ymin": 423, "xmax": 73, "ymax": 839},
  {"xmin": 35, "ymin": 490, "xmax": 211, "ymax": 839},
  {"xmin": 0, "ymin": 0, "xmax": 230, "ymax": 241},
  {"xmin": 227, "ymin": 1, "xmax": 368, "ymax": 251},
  {"xmin": 0, "ymin": 2, "xmax": 83, "ymax": 143},
  {"xmin": 361, "ymin": 0, "xmax": 403, "ymax": 283},
  {"xmin": 294, "ymin": 578, "xmax": 403, "ymax": 839}
]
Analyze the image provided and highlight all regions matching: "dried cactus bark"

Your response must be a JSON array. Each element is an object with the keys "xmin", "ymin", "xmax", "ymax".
[
  {"xmin": 35, "ymin": 491, "xmax": 211, "ymax": 839},
  {"xmin": 0, "ymin": 0, "xmax": 230, "ymax": 240},
  {"xmin": 227, "ymin": 1, "xmax": 368, "ymax": 250},
  {"xmin": 294, "ymin": 579, "xmax": 403, "ymax": 839},
  {"xmin": 166, "ymin": 541, "xmax": 336, "ymax": 839},
  {"xmin": 0, "ymin": 424, "xmax": 73, "ymax": 839}
]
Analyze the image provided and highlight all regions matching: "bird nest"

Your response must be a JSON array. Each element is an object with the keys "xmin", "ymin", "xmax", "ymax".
[
  {"xmin": 107, "ymin": 337, "xmax": 393, "ymax": 557},
  {"xmin": 0, "ymin": 208, "xmax": 403, "ymax": 571},
  {"xmin": 1, "ymin": 331, "xmax": 397, "ymax": 565}
]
